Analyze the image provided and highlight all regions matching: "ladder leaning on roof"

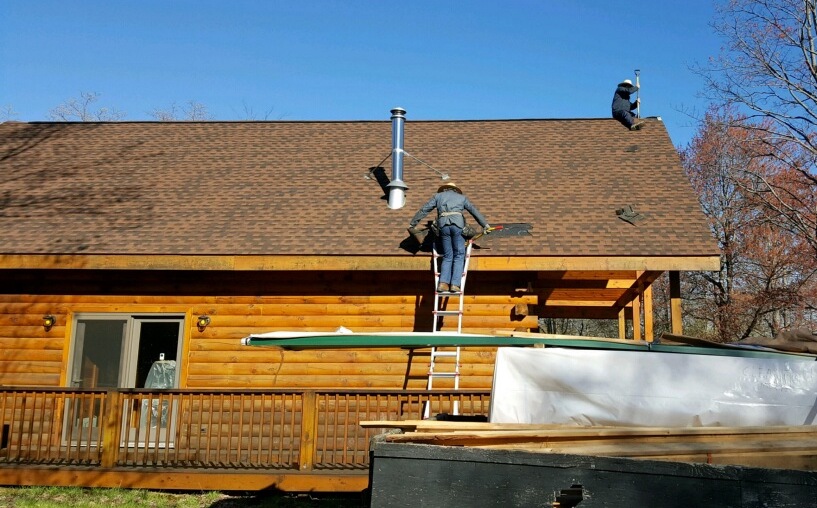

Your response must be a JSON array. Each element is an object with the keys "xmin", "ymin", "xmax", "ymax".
[{"xmin": 424, "ymin": 241, "xmax": 474, "ymax": 417}]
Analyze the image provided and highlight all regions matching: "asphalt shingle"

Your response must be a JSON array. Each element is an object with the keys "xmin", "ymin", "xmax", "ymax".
[{"xmin": 0, "ymin": 118, "xmax": 719, "ymax": 257}]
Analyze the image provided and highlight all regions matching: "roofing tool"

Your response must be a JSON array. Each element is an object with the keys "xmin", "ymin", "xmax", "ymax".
[
  {"xmin": 635, "ymin": 69, "xmax": 641, "ymax": 118},
  {"xmin": 472, "ymin": 223, "xmax": 533, "ymax": 240},
  {"xmin": 468, "ymin": 223, "xmax": 533, "ymax": 249}
]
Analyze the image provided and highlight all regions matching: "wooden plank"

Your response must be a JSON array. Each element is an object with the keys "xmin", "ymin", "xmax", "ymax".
[
  {"xmin": 644, "ymin": 283, "xmax": 654, "ymax": 342},
  {"xmin": 470, "ymin": 256, "xmax": 721, "ymax": 272},
  {"xmin": 541, "ymin": 300, "xmax": 617, "ymax": 307},
  {"xmin": 0, "ymin": 361, "xmax": 62, "ymax": 374},
  {"xmin": 0, "ymin": 373, "xmax": 60, "ymax": 386},
  {"xmin": 191, "ymin": 315, "xmax": 539, "ymax": 330},
  {"xmin": 200, "ymin": 304, "xmax": 539, "ymax": 324},
  {"xmin": 0, "ymin": 340, "xmax": 65, "ymax": 351},
  {"xmin": 190, "ymin": 350, "xmax": 497, "ymax": 365},
  {"xmin": 476, "ymin": 438, "xmax": 817, "ymax": 457},
  {"xmin": 538, "ymin": 306, "xmax": 621, "ymax": 319},
  {"xmin": 0, "ymin": 349, "xmax": 64, "ymax": 362},
  {"xmin": 299, "ymin": 391, "xmax": 317, "ymax": 471},
  {"xmin": 0, "ymin": 294, "xmax": 430, "ymax": 305},
  {"xmin": 0, "ymin": 254, "xmax": 722, "ymax": 271},
  {"xmin": 535, "ymin": 271, "xmax": 638, "ymax": 281},
  {"xmin": 359, "ymin": 420, "xmax": 583, "ymax": 431},
  {"xmin": 0, "ymin": 468, "xmax": 369, "ymax": 492},
  {"xmin": 365, "ymin": 421, "xmax": 817, "ymax": 436},
  {"xmin": 538, "ymin": 289, "xmax": 629, "ymax": 301},
  {"xmin": 186, "ymin": 361, "xmax": 495, "ymax": 378},
  {"xmin": 632, "ymin": 289, "xmax": 642, "ymax": 341},
  {"xmin": 185, "ymin": 374, "xmax": 495, "ymax": 389}
]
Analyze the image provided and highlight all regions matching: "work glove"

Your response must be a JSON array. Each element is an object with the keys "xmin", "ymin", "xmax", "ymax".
[{"xmin": 484, "ymin": 225, "xmax": 491, "ymax": 234}]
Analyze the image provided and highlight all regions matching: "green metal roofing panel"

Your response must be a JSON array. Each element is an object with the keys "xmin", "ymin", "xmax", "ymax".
[{"xmin": 241, "ymin": 332, "xmax": 816, "ymax": 361}]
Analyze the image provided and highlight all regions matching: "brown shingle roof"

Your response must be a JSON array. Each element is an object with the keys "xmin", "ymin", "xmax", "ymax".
[{"xmin": 0, "ymin": 118, "xmax": 718, "ymax": 258}]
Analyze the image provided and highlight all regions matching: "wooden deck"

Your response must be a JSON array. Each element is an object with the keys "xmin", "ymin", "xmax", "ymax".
[{"xmin": 0, "ymin": 387, "xmax": 490, "ymax": 491}]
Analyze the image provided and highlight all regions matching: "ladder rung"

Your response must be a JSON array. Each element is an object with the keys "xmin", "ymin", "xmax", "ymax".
[
  {"xmin": 431, "ymin": 351, "xmax": 458, "ymax": 357},
  {"xmin": 433, "ymin": 310, "xmax": 462, "ymax": 316},
  {"xmin": 428, "ymin": 372, "xmax": 459, "ymax": 378}
]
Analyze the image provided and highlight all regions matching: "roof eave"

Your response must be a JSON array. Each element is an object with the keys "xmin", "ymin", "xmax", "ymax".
[{"xmin": 0, "ymin": 254, "xmax": 721, "ymax": 272}]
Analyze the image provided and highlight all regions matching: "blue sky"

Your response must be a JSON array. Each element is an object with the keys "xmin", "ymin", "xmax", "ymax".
[{"xmin": 2, "ymin": 1, "xmax": 721, "ymax": 147}]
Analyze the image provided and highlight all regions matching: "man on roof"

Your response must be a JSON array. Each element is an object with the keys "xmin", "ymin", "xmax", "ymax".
[
  {"xmin": 408, "ymin": 182, "xmax": 490, "ymax": 294},
  {"xmin": 612, "ymin": 79, "xmax": 645, "ymax": 131}
]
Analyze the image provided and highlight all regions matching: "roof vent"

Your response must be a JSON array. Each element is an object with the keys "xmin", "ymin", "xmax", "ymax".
[{"xmin": 387, "ymin": 107, "xmax": 408, "ymax": 209}]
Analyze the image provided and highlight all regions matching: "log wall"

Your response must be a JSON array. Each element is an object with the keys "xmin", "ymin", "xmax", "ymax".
[{"xmin": 0, "ymin": 269, "xmax": 541, "ymax": 390}]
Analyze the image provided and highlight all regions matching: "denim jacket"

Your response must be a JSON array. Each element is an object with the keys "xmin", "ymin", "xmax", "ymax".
[{"xmin": 409, "ymin": 191, "xmax": 488, "ymax": 230}]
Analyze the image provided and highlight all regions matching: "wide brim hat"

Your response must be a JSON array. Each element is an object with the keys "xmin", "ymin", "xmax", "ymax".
[{"xmin": 437, "ymin": 182, "xmax": 462, "ymax": 194}]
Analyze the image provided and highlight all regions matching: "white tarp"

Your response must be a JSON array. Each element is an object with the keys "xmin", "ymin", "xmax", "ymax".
[{"xmin": 490, "ymin": 347, "xmax": 817, "ymax": 427}]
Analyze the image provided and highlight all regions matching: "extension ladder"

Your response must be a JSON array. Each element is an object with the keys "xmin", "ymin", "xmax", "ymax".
[{"xmin": 425, "ymin": 241, "xmax": 474, "ymax": 417}]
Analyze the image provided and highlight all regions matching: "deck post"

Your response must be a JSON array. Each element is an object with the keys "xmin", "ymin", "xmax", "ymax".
[
  {"xmin": 632, "ymin": 298, "xmax": 641, "ymax": 341},
  {"xmin": 644, "ymin": 284, "xmax": 654, "ymax": 343},
  {"xmin": 100, "ymin": 390, "xmax": 121, "ymax": 468},
  {"xmin": 669, "ymin": 271, "xmax": 683, "ymax": 335},
  {"xmin": 299, "ymin": 391, "xmax": 318, "ymax": 472}
]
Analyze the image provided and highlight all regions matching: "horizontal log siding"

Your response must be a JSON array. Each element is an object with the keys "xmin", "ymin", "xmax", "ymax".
[{"xmin": 0, "ymin": 269, "xmax": 541, "ymax": 389}]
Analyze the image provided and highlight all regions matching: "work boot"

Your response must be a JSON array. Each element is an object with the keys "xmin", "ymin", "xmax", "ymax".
[
  {"xmin": 437, "ymin": 282, "xmax": 450, "ymax": 293},
  {"xmin": 630, "ymin": 119, "xmax": 645, "ymax": 131},
  {"xmin": 450, "ymin": 285, "xmax": 461, "ymax": 293}
]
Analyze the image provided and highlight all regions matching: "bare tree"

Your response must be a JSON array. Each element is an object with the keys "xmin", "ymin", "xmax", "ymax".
[
  {"xmin": 680, "ymin": 105, "xmax": 817, "ymax": 341},
  {"xmin": 235, "ymin": 100, "xmax": 281, "ymax": 121},
  {"xmin": 0, "ymin": 105, "xmax": 18, "ymax": 122},
  {"xmin": 699, "ymin": 0, "xmax": 817, "ymax": 254},
  {"xmin": 149, "ymin": 101, "xmax": 212, "ymax": 121},
  {"xmin": 48, "ymin": 92, "xmax": 125, "ymax": 121}
]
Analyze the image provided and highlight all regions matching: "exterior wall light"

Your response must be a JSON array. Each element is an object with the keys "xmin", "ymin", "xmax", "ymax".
[
  {"xmin": 43, "ymin": 315, "xmax": 56, "ymax": 331},
  {"xmin": 196, "ymin": 315, "xmax": 211, "ymax": 332}
]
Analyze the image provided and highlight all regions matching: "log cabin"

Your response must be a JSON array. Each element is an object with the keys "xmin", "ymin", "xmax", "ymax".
[{"xmin": 0, "ymin": 111, "xmax": 719, "ymax": 491}]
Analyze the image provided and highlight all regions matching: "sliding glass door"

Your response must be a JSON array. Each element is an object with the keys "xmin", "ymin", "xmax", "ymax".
[{"xmin": 66, "ymin": 314, "xmax": 183, "ymax": 446}]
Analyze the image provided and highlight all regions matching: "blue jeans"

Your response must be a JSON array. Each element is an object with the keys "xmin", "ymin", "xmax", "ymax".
[
  {"xmin": 613, "ymin": 109, "xmax": 638, "ymax": 128},
  {"xmin": 438, "ymin": 224, "xmax": 465, "ymax": 286}
]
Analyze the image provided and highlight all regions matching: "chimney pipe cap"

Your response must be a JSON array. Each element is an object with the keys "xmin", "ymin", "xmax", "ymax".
[{"xmin": 390, "ymin": 107, "xmax": 406, "ymax": 117}]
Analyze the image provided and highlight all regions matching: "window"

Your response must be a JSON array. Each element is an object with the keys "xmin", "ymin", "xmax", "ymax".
[{"xmin": 69, "ymin": 314, "xmax": 183, "ymax": 389}]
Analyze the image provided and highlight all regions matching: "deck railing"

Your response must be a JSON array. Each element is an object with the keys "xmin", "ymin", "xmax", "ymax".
[{"xmin": 0, "ymin": 388, "xmax": 491, "ymax": 471}]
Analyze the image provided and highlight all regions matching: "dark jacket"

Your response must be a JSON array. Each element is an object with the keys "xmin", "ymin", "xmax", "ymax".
[{"xmin": 611, "ymin": 83, "xmax": 639, "ymax": 116}]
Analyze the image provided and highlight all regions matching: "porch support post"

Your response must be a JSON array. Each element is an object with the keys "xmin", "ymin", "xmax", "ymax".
[
  {"xmin": 618, "ymin": 307, "xmax": 626, "ymax": 339},
  {"xmin": 632, "ymin": 273, "xmax": 642, "ymax": 341},
  {"xmin": 100, "ymin": 390, "xmax": 121, "ymax": 468},
  {"xmin": 644, "ymin": 283, "xmax": 654, "ymax": 343},
  {"xmin": 669, "ymin": 271, "xmax": 683, "ymax": 335}
]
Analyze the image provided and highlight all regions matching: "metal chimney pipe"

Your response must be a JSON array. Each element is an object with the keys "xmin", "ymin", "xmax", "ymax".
[{"xmin": 387, "ymin": 107, "xmax": 408, "ymax": 209}]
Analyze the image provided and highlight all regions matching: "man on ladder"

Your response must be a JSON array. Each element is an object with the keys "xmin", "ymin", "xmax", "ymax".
[
  {"xmin": 408, "ymin": 181, "xmax": 490, "ymax": 418},
  {"xmin": 408, "ymin": 181, "xmax": 490, "ymax": 294}
]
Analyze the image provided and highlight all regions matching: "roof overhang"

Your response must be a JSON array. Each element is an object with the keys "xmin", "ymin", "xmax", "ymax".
[{"xmin": 0, "ymin": 254, "xmax": 721, "ymax": 272}]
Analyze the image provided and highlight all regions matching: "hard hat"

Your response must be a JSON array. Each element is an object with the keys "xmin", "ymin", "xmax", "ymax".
[{"xmin": 619, "ymin": 79, "xmax": 633, "ymax": 86}]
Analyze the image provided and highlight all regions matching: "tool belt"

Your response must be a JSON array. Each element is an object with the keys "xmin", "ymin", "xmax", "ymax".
[{"xmin": 430, "ymin": 212, "xmax": 476, "ymax": 238}]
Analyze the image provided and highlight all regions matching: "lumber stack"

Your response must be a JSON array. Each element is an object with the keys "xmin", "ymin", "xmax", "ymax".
[{"xmin": 360, "ymin": 420, "xmax": 817, "ymax": 471}]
